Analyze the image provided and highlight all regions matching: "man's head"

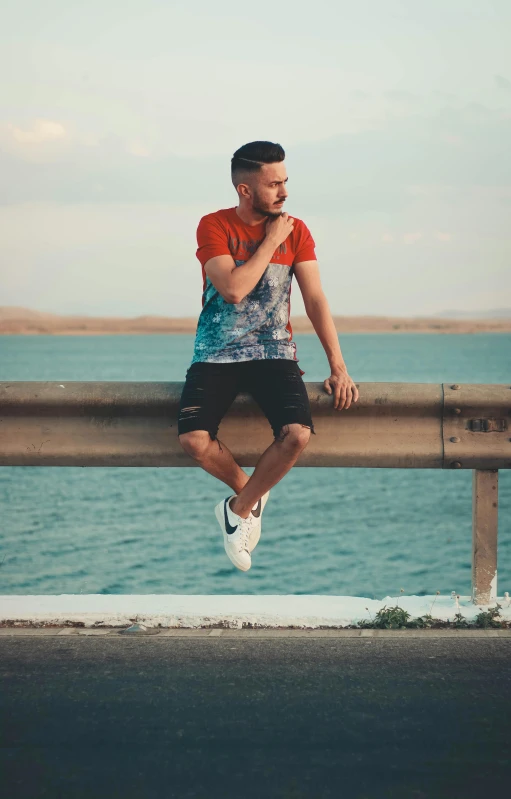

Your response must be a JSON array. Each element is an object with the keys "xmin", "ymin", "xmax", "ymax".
[{"xmin": 231, "ymin": 141, "xmax": 288, "ymax": 218}]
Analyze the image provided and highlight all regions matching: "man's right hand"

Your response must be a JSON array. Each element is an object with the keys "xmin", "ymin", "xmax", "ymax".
[{"xmin": 265, "ymin": 212, "xmax": 294, "ymax": 248}]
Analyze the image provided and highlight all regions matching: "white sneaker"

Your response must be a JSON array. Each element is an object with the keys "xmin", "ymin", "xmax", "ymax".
[
  {"xmin": 247, "ymin": 490, "xmax": 270, "ymax": 553},
  {"xmin": 214, "ymin": 495, "xmax": 255, "ymax": 572}
]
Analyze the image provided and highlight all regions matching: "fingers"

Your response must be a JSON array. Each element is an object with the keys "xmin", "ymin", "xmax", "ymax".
[
  {"xmin": 333, "ymin": 383, "xmax": 343, "ymax": 410},
  {"xmin": 268, "ymin": 213, "xmax": 294, "ymax": 246},
  {"xmin": 325, "ymin": 378, "xmax": 359, "ymax": 409},
  {"xmin": 335, "ymin": 383, "xmax": 356, "ymax": 410},
  {"xmin": 342, "ymin": 384, "xmax": 358, "ymax": 410},
  {"xmin": 336, "ymin": 385, "xmax": 347, "ymax": 411}
]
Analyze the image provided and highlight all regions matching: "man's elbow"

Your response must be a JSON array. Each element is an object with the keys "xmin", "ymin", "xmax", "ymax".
[
  {"xmin": 222, "ymin": 290, "xmax": 242, "ymax": 305},
  {"xmin": 210, "ymin": 279, "xmax": 237, "ymax": 304},
  {"xmin": 221, "ymin": 285, "xmax": 244, "ymax": 304},
  {"xmin": 206, "ymin": 267, "xmax": 241, "ymax": 304}
]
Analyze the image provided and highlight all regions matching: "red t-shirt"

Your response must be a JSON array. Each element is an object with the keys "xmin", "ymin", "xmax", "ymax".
[{"xmin": 196, "ymin": 207, "xmax": 316, "ymax": 274}]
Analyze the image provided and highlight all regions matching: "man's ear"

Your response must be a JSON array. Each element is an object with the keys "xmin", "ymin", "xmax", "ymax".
[{"xmin": 237, "ymin": 182, "xmax": 251, "ymax": 200}]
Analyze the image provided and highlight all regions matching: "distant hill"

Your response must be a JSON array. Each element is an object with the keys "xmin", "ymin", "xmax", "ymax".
[
  {"xmin": 433, "ymin": 308, "xmax": 511, "ymax": 319},
  {"xmin": 0, "ymin": 306, "xmax": 64, "ymax": 321},
  {"xmin": 2, "ymin": 306, "xmax": 510, "ymax": 322}
]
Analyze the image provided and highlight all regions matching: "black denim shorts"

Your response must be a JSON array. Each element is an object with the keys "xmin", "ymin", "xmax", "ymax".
[{"xmin": 177, "ymin": 359, "xmax": 316, "ymax": 443}]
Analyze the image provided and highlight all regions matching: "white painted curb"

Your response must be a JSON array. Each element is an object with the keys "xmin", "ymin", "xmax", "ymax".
[{"xmin": 1, "ymin": 594, "xmax": 510, "ymax": 629}]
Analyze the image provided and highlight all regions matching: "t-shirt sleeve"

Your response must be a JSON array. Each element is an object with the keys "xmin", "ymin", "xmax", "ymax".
[
  {"xmin": 292, "ymin": 221, "xmax": 317, "ymax": 265},
  {"xmin": 196, "ymin": 215, "xmax": 232, "ymax": 267}
]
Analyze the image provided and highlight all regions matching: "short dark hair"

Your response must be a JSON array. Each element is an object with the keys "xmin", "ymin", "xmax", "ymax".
[{"xmin": 231, "ymin": 141, "xmax": 285, "ymax": 186}]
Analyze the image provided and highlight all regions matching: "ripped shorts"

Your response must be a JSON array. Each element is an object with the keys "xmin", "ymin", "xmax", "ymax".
[{"xmin": 177, "ymin": 359, "xmax": 316, "ymax": 443}]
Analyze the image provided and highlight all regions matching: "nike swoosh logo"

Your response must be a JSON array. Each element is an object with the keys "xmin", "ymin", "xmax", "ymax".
[
  {"xmin": 251, "ymin": 499, "xmax": 262, "ymax": 518},
  {"xmin": 224, "ymin": 499, "xmax": 238, "ymax": 535}
]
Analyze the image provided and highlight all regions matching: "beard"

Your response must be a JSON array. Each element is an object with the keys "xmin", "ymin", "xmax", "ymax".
[{"xmin": 252, "ymin": 192, "xmax": 284, "ymax": 219}]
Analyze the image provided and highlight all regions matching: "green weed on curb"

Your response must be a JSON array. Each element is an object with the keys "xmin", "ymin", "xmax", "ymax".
[{"xmin": 357, "ymin": 602, "xmax": 509, "ymax": 630}]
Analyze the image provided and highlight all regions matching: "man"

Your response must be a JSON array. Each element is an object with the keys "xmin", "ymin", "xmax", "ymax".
[{"xmin": 178, "ymin": 141, "xmax": 358, "ymax": 572}]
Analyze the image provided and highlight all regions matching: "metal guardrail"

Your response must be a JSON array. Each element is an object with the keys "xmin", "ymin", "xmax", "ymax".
[{"xmin": 1, "ymin": 381, "xmax": 509, "ymax": 604}]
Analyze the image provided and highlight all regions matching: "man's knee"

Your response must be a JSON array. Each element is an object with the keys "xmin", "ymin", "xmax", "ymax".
[
  {"xmin": 178, "ymin": 429, "xmax": 213, "ymax": 459},
  {"xmin": 275, "ymin": 423, "xmax": 312, "ymax": 449}
]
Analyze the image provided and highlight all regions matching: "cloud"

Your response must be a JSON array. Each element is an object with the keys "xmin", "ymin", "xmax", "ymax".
[
  {"xmin": 0, "ymin": 118, "xmax": 74, "ymax": 165},
  {"xmin": 0, "ymin": 134, "xmax": 229, "ymax": 206},
  {"xmin": 434, "ymin": 232, "xmax": 452, "ymax": 241},
  {"xmin": 382, "ymin": 233, "xmax": 394, "ymax": 243},
  {"xmin": 403, "ymin": 232, "xmax": 423, "ymax": 244},
  {"xmin": 1, "ymin": 98, "xmax": 510, "ymax": 209},
  {"xmin": 7, "ymin": 119, "xmax": 67, "ymax": 144},
  {"xmin": 125, "ymin": 140, "xmax": 151, "ymax": 158}
]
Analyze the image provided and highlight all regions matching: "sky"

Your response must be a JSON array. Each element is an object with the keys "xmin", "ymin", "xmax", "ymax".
[{"xmin": 0, "ymin": 0, "xmax": 510, "ymax": 318}]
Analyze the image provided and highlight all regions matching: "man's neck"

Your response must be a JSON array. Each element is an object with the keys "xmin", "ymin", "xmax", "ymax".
[{"xmin": 235, "ymin": 204, "xmax": 267, "ymax": 227}]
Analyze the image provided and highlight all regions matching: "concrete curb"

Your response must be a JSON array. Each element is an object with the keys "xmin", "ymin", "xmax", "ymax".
[{"xmin": 1, "ymin": 594, "xmax": 511, "ymax": 630}]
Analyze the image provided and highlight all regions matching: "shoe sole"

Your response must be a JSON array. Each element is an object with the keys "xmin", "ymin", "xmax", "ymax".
[{"xmin": 215, "ymin": 502, "xmax": 251, "ymax": 572}]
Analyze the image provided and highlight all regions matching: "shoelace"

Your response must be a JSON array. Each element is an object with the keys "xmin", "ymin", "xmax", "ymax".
[{"xmin": 238, "ymin": 515, "xmax": 254, "ymax": 553}]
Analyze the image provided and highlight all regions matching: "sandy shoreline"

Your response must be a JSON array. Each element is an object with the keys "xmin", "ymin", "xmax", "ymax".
[
  {"xmin": 1, "ymin": 316, "xmax": 510, "ymax": 335},
  {"xmin": 1, "ymin": 308, "xmax": 510, "ymax": 335}
]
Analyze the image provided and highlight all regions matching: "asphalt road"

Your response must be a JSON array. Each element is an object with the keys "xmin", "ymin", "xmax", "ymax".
[{"xmin": 1, "ymin": 632, "xmax": 510, "ymax": 799}]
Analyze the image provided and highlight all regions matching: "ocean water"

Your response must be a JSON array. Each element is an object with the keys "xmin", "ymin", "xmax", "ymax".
[{"xmin": 0, "ymin": 332, "xmax": 510, "ymax": 598}]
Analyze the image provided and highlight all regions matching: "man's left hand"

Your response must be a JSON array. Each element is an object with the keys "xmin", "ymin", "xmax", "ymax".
[{"xmin": 323, "ymin": 369, "xmax": 359, "ymax": 410}]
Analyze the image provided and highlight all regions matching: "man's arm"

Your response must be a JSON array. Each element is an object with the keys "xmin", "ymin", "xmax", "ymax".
[
  {"xmin": 205, "ymin": 214, "xmax": 294, "ymax": 304},
  {"xmin": 293, "ymin": 260, "xmax": 347, "ymax": 372},
  {"xmin": 294, "ymin": 260, "xmax": 359, "ymax": 410}
]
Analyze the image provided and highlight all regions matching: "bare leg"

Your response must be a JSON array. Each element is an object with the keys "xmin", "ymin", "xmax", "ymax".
[
  {"xmin": 178, "ymin": 430, "xmax": 250, "ymax": 495},
  {"xmin": 230, "ymin": 424, "xmax": 311, "ymax": 517},
  {"xmin": 179, "ymin": 424, "xmax": 311, "ymax": 519}
]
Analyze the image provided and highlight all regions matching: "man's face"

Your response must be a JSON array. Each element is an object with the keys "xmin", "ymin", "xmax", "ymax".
[{"xmin": 249, "ymin": 162, "xmax": 289, "ymax": 218}]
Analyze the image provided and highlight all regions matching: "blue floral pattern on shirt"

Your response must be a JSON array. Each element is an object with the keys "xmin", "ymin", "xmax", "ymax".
[{"xmin": 191, "ymin": 259, "xmax": 298, "ymax": 365}]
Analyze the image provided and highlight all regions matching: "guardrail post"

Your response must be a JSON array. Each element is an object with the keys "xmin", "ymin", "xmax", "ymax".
[{"xmin": 471, "ymin": 469, "xmax": 498, "ymax": 605}]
